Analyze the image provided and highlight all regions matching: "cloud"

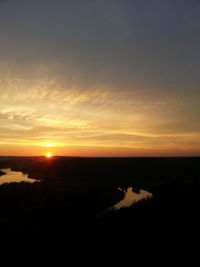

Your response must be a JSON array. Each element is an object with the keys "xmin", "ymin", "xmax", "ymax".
[
  {"xmin": 0, "ymin": 0, "xmax": 200, "ymax": 92},
  {"xmin": 0, "ymin": 0, "xmax": 200, "ymax": 155},
  {"xmin": 0, "ymin": 78, "xmax": 200, "ymax": 154}
]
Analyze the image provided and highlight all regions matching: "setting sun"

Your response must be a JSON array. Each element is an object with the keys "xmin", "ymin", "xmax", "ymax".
[{"xmin": 46, "ymin": 153, "xmax": 52, "ymax": 158}]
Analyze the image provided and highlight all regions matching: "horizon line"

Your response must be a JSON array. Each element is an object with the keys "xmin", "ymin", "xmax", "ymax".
[{"xmin": 0, "ymin": 155, "xmax": 200, "ymax": 158}]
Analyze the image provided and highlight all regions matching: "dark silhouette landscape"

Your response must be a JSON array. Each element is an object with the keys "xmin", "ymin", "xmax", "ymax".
[
  {"xmin": 0, "ymin": 157, "xmax": 199, "ymax": 242},
  {"xmin": 0, "ymin": 156, "xmax": 199, "ymax": 264}
]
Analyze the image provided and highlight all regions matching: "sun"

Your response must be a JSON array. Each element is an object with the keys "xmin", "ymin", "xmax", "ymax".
[{"xmin": 46, "ymin": 153, "xmax": 52, "ymax": 158}]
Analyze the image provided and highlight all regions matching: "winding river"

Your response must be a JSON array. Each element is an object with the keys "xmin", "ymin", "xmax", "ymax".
[
  {"xmin": 112, "ymin": 187, "xmax": 153, "ymax": 210},
  {"xmin": 0, "ymin": 168, "xmax": 38, "ymax": 185},
  {"xmin": 0, "ymin": 169, "xmax": 152, "ymax": 212}
]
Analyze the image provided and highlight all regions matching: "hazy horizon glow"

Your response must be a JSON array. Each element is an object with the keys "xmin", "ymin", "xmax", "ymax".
[{"xmin": 0, "ymin": 0, "xmax": 200, "ymax": 156}]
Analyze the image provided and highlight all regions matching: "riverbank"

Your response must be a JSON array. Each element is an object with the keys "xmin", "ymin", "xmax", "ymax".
[{"xmin": 0, "ymin": 170, "xmax": 5, "ymax": 176}]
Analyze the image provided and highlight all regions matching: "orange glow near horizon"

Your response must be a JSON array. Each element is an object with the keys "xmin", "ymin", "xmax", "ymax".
[
  {"xmin": 46, "ymin": 153, "xmax": 52, "ymax": 158},
  {"xmin": 0, "ymin": 143, "xmax": 200, "ymax": 157},
  {"xmin": 0, "ymin": 1, "xmax": 200, "ymax": 158}
]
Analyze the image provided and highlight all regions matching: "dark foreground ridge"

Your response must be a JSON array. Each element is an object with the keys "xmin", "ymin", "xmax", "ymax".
[{"xmin": 0, "ymin": 156, "xmax": 199, "ymax": 261}]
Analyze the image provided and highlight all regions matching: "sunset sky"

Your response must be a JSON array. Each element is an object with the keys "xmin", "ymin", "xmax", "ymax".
[{"xmin": 0, "ymin": 0, "xmax": 200, "ymax": 156}]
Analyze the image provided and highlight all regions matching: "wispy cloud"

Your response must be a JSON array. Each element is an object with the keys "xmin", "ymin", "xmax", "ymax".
[
  {"xmin": 0, "ymin": 0, "xmax": 200, "ymax": 155},
  {"xmin": 0, "ymin": 73, "xmax": 200, "ymax": 155}
]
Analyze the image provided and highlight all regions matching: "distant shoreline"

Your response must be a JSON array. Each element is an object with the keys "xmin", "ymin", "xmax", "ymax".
[{"xmin": 0, "ymin": 155, "xmax": 200, "ymax": 159}]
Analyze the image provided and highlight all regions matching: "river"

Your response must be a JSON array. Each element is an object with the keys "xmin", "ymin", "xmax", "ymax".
[
  {"xmin": 112, "ymin": 187, "xmax": 153, "ymax": 210},
  {"xmin": 0, "ymin": 168, "xmax": 38, "ymax": 185}
]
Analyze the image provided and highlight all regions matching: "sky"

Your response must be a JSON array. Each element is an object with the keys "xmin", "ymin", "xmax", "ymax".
[{"xmin": 0, "ymin": 0, "xmax": 200, "ymax": 156}]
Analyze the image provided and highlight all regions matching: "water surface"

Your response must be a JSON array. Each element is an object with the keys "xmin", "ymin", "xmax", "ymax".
[
  {"xmin": 112, "ymin": 187, "xmax": 153, "ymax": 210},
  {"xmin": 0, "ymin": 168, "xmax": 38, "ymax": 185}
]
